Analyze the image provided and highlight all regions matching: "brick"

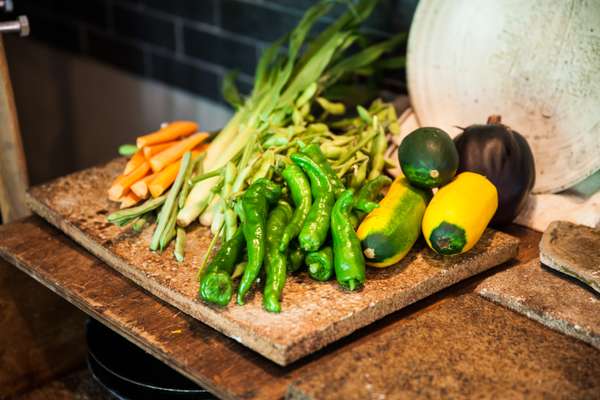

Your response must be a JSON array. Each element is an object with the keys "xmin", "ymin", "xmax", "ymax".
[
  {"xmin": 145, "ymin": 0, "xmax": 216, "ymax": 24},
  {"xmin": 87, "ymin": 31, "xmax": 147, "ymax": 75},
  {"xmin": 183, "ymin": 26, "xmax": 256, "ymax": 75},
  {"xmin": 151, "ymin": 54, "xmax": 220, "ymax": 100},
  {"xmin": 114, "ymin": 5, "xmax": 175, "ymax": 50},
  {"xmin": 26, "ymin": 12, "xmax": 81, "ymax": 54},
  {"xmin": 220, "ymin": 0, "xmax": 300, "ymax": 42},
  {"xmin": 54, "ymin": 0, "xmax": 109, "ymax": 29}
]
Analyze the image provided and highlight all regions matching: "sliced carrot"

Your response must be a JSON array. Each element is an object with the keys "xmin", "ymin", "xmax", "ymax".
[
  {"xmin": 149, "ymin": 132, "xmax": 208, "ymax": 173},
  {"xmin": 130, "ymin": 172, "xmax": 157, "ymax": 199},
  {"xmin": 143, "ymin": 141, "xmax": 177, "ymax": 159},
  {"xmin": 136, "ymin": 121, "xmax": 198, "ymax": 148},
  {"xmin": 108, "ymin": 161, "xmax": 150, "ymax": 201},
  {"xmin": 119, "ymin": 192, "xmax": 141, "ymax": 209},
  {"xmin": 148, "ymin": 150, "xmax": 203, "ymax": 198},
  {"xmin": 124, "ymin": 150, "xmax": 145, "ymax": 175}
]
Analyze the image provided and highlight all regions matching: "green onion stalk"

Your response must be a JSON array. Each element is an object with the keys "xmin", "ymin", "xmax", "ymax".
[{"xmin": 176, "ymin": 0, "xmax": 404, "ymax": 234}]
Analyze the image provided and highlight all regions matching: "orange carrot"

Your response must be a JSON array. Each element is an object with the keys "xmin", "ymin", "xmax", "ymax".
[
  {"xmin": 108, "ymin": 162, "xmax": 150, "ymax": 201},
  {"xmin": 119, "ymin": 192, "xmax": 141, "ymax": 209},
  {"xmin": 124, "ymin": 150, "xmax": 145, "ymax": 175},
  {"xmin": 131, "ymin": 172, "xmax": 158, "ymax": 199},
  {"xmin": 149, "ymin": 132, "xmax": 208, "ymax": 173},
  {"xmin": 148, "ymin": 150, "xmax": 203, "ymax": 198},
  {"xmin": 136, "ymin": 121, "xmax": 198, "ymax": 148},
  {"xmin": 142, "ymin": 141, "xmax": 177, "ymax": 159},
  {"xmin": 196, "ymin": 142, "xmax": 210, "ymax": 153}
]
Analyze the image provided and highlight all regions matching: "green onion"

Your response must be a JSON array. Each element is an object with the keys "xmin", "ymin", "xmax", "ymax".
[
  {"xmin": 151, "ymin": 152, "xmax": 191, "ymax": 251},
  {"xmin": 174, "ymin": 228, "xmax": 186, "ymax": 262},
  {"xmin": 108, "ymin": 195, "xmax": 166, "ymax": 226}
]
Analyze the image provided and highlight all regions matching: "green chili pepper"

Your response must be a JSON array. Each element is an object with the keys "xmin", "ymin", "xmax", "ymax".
[
  {"xmin": 356, "ymin": 175, "xmax": 392, "ymax": 203},
  {"xmin": 288, "ymin": 245, "xmax": 305, "ymax": 273},
  {"xmin": 263, "ymin": 201, "xmax": 293, "ymax": 313},
  {"xmin": 301, "ymin": 143, "xmax": 345, "ymax": 197},
  {"xmin": 306, "ymin": 246, "xmax": 333, "ymax": 281},
  {"xmin": 353, "ymin": 175, "xmax": 391, "ymax": 224},
  {"xmin": 199, "ymin": 229, "xmax": 245, "ymax": 306},
  {"xmin": 291, "ymin": 153, "xmax": 334, "ymax": 252},
  {"xmin": 237, "ymin": 179, "xmax": 281, "ymax": 305},
  {"xmin": 354, "ymin": 198, "xmax": 379, "ymax": 214},
  {"xmin": 332, "ymin": 190, "xmax": 366, "ymax": 291},
  {"xmin": 279, "ymin": 164, "xmax": 312, "ymax": 252}
]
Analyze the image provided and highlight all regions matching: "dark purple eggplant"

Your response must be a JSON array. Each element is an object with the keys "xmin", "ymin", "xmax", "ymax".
[{"xmin": 453, "ymin": 115, "xmax": 535, "ymax": 226}]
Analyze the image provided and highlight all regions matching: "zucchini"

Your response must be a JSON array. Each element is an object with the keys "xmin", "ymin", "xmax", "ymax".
[
  {"xmin": 422, "ymin": 172, "xmax": 498, "ymax": 255},
  {"xmin": 357, "ymin": 177, "xmax": 430, "ymax": 267},
  {"xmin": 398, "ymin": 127, "xmax": 458, "ymax": 188}
]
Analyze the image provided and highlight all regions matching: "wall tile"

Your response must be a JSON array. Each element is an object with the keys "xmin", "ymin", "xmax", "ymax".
[
  {"xmin": 26, "ymin": 12, "xmax": 82, "ymax": 53},
  {"xmin": 183, "ymin": 26, "xmax": 256, "ymax": 75},
  {"xmin": 13, "ymin": 0, "xmax": 415, "ymax": 102},
  {"xmin": 53, "ymin": 0, "xmax": 109, "ymax": 29},
  {"xmin": 144, "ymin": 0, "xmax": 216, "ymax": 24},
  {"xmin": 151, "ymin": 54, "xmax": 220, "ymax": 100},
  {"xmin": 114, "ymin": 5, "xmax": 175, "ymax": 50},
  {"xmin": 87, "ymin": 31, "xmax": 147, "ymax": 75},
  {"xmin": 220, "ymin": 0, "xmax": 300, "ymax": 42}
]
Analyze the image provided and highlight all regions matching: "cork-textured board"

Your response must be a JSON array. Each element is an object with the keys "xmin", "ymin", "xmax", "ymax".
[{"xmin": 26, "ymin": 159, "xmax": 519, "ymax": 365}]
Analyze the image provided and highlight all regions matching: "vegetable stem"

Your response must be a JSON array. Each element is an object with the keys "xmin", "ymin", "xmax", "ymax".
[
  {"xmin": 108, "ymin": 195, "xmax": 166, "ymax": 226},
  {"xmin": 150, "ymin": 152, "xmax": 191, "ymax": 251},
  {"xmin": 174, "ymin": 227, "xmax": 186, "ymax": 262}
]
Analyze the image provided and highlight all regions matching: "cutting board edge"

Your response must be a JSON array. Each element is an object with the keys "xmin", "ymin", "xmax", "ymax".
[{"xmin": 25, "ymin": 192, "xmax": 295, "ymax": 366}]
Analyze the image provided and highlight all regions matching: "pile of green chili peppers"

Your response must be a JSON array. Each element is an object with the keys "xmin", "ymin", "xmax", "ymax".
[{"xmin": 197, "ymin": 99, "xmax": 398, "ymax": 313}]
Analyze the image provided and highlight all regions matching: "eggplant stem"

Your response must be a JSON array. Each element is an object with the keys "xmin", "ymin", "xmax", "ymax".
[{"xmin": 487, "ymin": 115, "xmax": 502, "ymax": 124}]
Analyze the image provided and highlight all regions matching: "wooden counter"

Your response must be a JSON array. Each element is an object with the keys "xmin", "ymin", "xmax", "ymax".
[{"xmin": 1, "ymin": 217, "xmax": 599, "ymax": 399}]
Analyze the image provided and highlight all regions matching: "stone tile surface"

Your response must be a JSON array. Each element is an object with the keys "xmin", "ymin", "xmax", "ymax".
[
  {"xmin": 477, "ymin": 258, "xmax": 600, "ymax": 350},
  {"xmin": 540, "ymin": 220, "xmax": 600, "ymax": 294},
  {"xmin": 287, "ymin": 293, "xmax": 600, "ymax": 400}
]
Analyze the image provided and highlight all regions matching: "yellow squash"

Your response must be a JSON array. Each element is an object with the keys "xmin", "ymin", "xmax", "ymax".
[{"xmin": 422, "ymin": 172, "xmax": 498, "ymax": 255}]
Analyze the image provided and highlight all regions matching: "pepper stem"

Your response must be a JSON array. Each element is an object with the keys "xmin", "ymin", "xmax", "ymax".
[{"xmin": 487, "ymin": 115, "xmax": 502, "ymax": 124}]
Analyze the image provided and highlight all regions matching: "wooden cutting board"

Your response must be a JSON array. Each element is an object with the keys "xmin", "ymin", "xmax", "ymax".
[{"xmin": 26, "ymin": 159, "xmax": 519, "ymax": 365}]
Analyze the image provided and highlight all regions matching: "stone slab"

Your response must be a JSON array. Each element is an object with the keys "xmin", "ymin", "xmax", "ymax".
[
  {"xmin": 540, "ymin": 220, "xmax": 600, "ymax": 294},
  {"xmin": 477, "ymin": 258, "xmax": 600, "ymax": 350},
  {"xmin": 26, "ymin": 159, "xmax": 519, "ymax": 366}
]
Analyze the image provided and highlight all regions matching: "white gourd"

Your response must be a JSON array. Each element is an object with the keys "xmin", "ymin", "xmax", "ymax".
[{"xmin": 407, "ymin": 0, "xmax": 600, "ymax": 193}]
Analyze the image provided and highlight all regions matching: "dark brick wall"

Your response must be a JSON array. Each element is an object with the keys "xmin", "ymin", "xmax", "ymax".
[{"xmin": 11, "ymin": 0, "xmax": 417, "ymax": 104}]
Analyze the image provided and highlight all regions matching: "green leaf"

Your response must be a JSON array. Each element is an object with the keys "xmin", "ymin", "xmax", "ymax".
[
  {"xmin": 222, "ymin": 70, "xmax": 243, "ymax": 110},
  {"xmin": 118, "ymin": 144, "xmax": 138, "ymax": 157},
  {"xmin": 298, "ymin": 0, "xmax": 379, "ymax": 69},
  {"xmin": 323, "ymin": 32, "xmax": 406, "ymax": 87},
  {"xmin": 376, "ymin": 55, "xmax": 406, "ymax": 69}
]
